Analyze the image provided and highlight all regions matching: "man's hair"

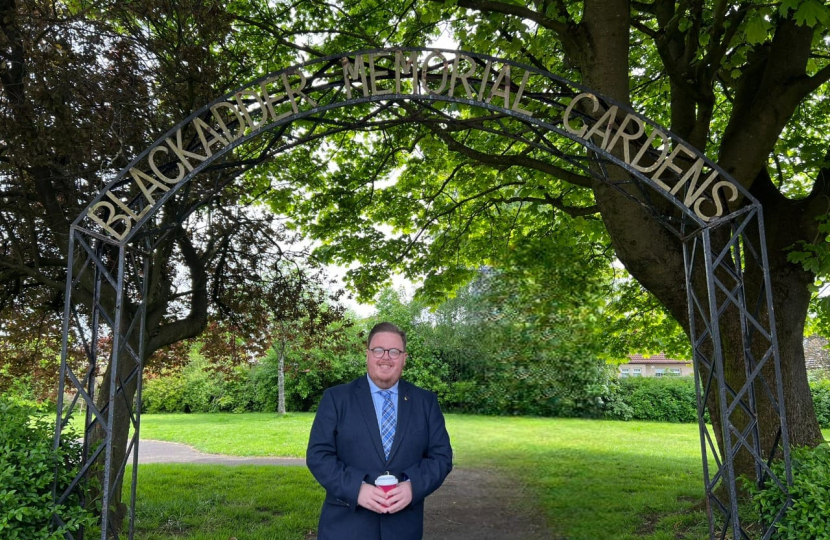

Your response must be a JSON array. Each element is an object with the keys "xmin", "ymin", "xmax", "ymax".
[{"xmin": 367, "ymin": 322, "xmax": 407, "ymax": 350}]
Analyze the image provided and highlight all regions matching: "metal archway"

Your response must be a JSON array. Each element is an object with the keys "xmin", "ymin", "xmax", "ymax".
[{"xmin": 53, "ymin": 48, "xmax": 792, "ymax": 539}]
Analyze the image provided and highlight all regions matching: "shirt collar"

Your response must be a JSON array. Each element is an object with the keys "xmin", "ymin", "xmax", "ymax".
[{"xmin": 366, "ymin": 374, "xmax": 399, "ymax": 395}]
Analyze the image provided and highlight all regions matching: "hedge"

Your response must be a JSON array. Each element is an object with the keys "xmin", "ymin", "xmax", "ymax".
[
  {"xmin": 141, "ymin": 356, "xmax": 830, "ymax": 426},
  {"xmin": 604, "ymin": 376, "xmax": 699, "ymax": 423}
]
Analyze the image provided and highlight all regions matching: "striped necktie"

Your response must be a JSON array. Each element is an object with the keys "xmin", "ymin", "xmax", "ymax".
[{"xmin": 379, "ymin": 390, "xmax": 396, "ymax": 461}]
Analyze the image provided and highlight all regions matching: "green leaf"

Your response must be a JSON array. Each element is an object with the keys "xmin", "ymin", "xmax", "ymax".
[
  {"xmin": 745, "ymin": 14, "xmax": 771, "ymax": 44},
  {"xmin": 794, "ymin": 0, "xmax": 830, "ymax": 26},
  {"xmin": 779, "ymin": 0, "xmax": 801, "ymax": 16}
]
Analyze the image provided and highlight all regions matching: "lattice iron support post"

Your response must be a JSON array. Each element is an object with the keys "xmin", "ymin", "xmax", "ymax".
[
  {"xmin": 703, "ymin": 226, "xmax": 744, "ymax": 539},
  {"xmin": 127, "ymin": 240, "xmax": 151, "ymax": 540},
  {"xmin": 99, "ymin": 244, "xmax": 125, "ymax": 538},
  {"xmin": 53, "ymin": 227, "xmax": 149, "ymax": 539},
  {"xmin": 755, "ymin": 209, "xmax": 795, "ymax": 530},
  {"xmin": 684, "ymin": 207, "xmax": 793, "ymax": 540},
  {"xmin": 53, "ymin": 230, "xmax": 79, "ymax": 535}
]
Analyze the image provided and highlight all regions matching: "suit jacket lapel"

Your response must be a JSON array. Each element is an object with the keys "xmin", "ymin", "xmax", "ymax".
[
  {"xmin": 388, "ymin": 380, "xmax": 411, "ymax": 462},
  {"xmin": 355, "ymin": 377, "xmax": 386, "ymax": 463}
]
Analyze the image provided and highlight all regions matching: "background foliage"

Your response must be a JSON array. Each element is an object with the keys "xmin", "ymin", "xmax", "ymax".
[
  {"xmin": 0, "ymin": 396, "xmax": 94, "ymax": 539},
  {"xmin": 750, "ymin": 444, "xmax": 830, "ymax": 540}
]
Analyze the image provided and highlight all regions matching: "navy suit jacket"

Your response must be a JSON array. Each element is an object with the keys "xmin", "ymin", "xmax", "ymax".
[{"xmin": 306, "ymin": 376, "xmax": 453, "ymax": 540}]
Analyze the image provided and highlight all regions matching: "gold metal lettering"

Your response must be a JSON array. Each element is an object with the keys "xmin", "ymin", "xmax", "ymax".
[
  {"xmin": 343, "ymin": 55, "xmax": 369, "ymax": 99},
  {"xmin": 394, "ymin": 51, "xmax": 418, "ymax": 94},
  {"xmin": 487, "ymin": 64, "xmax": 510, "ymax": 107},
  {"xmin": 259, "ymin": 76, "xmax": 291, "ymax": 123},
  {"xmin": 511, "ymin": 70, "xmax": 532, "ymax": 116},
  {"xmin": 149, "ymin": 146, "xmax": 185, "ymax": 184},
  {"xmin": 449, "ymin": 55, "xmax": 476, "ymax": 99},
  {"xmin": 192, "ymin": 117, "xmax": 229, "ymax": 157},
  {"xmin": 368, "ymin": 53, "xmax": 391, "ymax": 96},
  {"xmin": 210, "ymin": 102, "xmax": 247, "ymax": 142},
  {"xmin": 420, "ymin": 52, "xmax": 448, "ymax": 95},
  {"xmin": 165, "ymin": 129, "xmax": 208, "ymax": 172},
  {"xmin": 629, "ymin": 128, "xmax": 668, "ymax": 173},
  {"xmin": 234, "ymin": 90, "xmax": 269, "ymax": 131},
  {"xmin": 283, "ymin": 70, "xmax": 318, "ymax": 111},
  {"xmin": 670, "ymin": 160, "xmax": 718, "ymax": 206},
  {"xmin": 695, "ymin": 181, "xmax": 738, "ymax": 221},
  {"xmin": 87, "ymin": 201, "xmax": 131, "ymax": 241},
  {"xmin": 563, "ymin": 93, "xmax": 599, "ymax": 137},
  {"xmin": 129, "ymin": 168, "xmax": 171, "ymax": 206},
  {"xmin": 478, "ymin": 61, "xmax": 492, "ymax": 101},
  {"xmin": 651, "ymin": 144, "xmax": 695, "ymax": 191},
  {"xmin": 583, "ymin": 106, "xmax": 619, "ymax": 150},
  {"xmin": 605, "ymin": 113, "xmax": 645, "ymax": 164}
]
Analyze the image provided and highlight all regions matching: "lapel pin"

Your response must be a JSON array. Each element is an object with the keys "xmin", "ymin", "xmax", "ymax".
[{"xmin": 404, "ymin": 396, "xmax": 409, "ymax": 401}]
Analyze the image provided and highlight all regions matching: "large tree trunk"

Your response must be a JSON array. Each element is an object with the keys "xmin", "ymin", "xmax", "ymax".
[
  {"xmin": 576, "ymin": 0, "xmax": 824, "ymax": 489},
  {"xmin": 89, "ymin": 344, "xmax": 142, "ymax": 533}
]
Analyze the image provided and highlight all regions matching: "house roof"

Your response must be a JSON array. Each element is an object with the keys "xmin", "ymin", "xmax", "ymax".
[{"xmin": 624, "ymin": 353, "xmax": 691, "ymax": 365}]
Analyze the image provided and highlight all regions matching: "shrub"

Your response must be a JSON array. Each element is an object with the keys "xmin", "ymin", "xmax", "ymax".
[
  {"xmin": 0, "ymin": 375, "xmax": 54, "ymax": 414},
  {"xmin": 277, "ymin": 346, "xmax": 365, "ymax": 412},
  {"xmin": 0, "ymin": 397, "xmax": 95, "ymax": 539},
  {"xmin": 141, "ymin": 373, "xmax": 186, "ymax": 413},
  {"xmin": 604, "ymin": 376, "xmax": 699, "ymax": 423},
  {"xmin": 749, "ymin": 444, "xmax": 830, "ymax": 540},
  {"xmin": 810, "ymin": 380, "xmax": 830, "ymax": 429},
  {"xmin": 220, "ymin": 366, "xmax": 257, "ymax": 413},
  {"xmin": 601, "ymin": 379, "xmax": 634, "ymax": 421}
]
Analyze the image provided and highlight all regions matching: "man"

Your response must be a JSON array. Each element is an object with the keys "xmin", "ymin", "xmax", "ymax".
[{"xmin": 306, "ymin": 322, "xmax": 453, "ymax": 540}]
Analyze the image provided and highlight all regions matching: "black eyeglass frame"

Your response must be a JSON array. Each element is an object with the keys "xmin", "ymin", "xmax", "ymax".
[{"xmin": 368, "ymin": 347, "xmax": 405, "ymax": 359}]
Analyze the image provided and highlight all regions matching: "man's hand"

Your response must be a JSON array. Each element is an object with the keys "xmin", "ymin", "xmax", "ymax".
[
  {"xmin": 384, "ymin": 481, "xmax": 413, "ymax": 514},
  {"xmin": 357, "ymin": 483, "xmax": 388, "ymax": 513}
]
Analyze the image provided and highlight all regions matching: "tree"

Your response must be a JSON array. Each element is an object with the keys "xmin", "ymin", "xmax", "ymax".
[
  {"xmin": 0, "ymin": 0, "xmax": 320, "ymax": 529},
  {"xmin": 366, "ymin": 235, "xmax": 623, "ymax": 416},
  {"xmin": 260, "ymin": 267, "xmax": 351, "ymax": 414},
  {"xmin": 233, "ymin": 0, "xmax": 830, "ymax": 477},
  {"xmin": 424, "ymin": 235, "xmax": 620, "ymax": 417}
]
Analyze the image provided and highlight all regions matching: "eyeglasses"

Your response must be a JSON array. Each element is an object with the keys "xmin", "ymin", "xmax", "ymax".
[{"xmin": 368, "ymin": 347, "xmax": 404, "ymax": 359}]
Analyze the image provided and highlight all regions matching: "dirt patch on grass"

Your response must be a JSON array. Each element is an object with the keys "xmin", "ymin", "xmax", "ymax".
[{"xmin": 424, "ymin": 467, "xmax": 555, "ymax": 540}]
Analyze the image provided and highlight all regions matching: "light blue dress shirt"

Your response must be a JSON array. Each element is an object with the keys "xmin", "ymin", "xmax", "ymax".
[{"xmin": 366, "ymin": 374, "xmax": 399, "ymax": 430}]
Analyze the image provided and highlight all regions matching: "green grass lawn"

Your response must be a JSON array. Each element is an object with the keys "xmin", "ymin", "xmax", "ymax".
[
  {"xmin": 132, "ymin": 413, "xmax": 830, "ymax": 540},
  {"xmin": 138, "ymin": 412, "xmax": 313, "ymax": 456},
  {"xmin": 131, "ymin": 464, "xmax": 322, "ymax": 540}
]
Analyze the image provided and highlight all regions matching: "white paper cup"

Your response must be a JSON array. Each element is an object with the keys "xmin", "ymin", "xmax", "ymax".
[{"xmin": 375, "ymin": 474, "xmax": 398, "ymax": 493}]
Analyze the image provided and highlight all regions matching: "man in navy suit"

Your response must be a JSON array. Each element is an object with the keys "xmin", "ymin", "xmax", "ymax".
[{"xmin": 306, "ymin": 322, "xmax": 453, "ymax": 540}]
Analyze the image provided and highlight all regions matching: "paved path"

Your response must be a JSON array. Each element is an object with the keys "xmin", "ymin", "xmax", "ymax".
[
  {"xmin": 138, "ymin": 440, "xmax": 306, "ymax": 466},
  {"xmin": 138, "ymin": 440, "xmax": 553, "ymax": 540}
]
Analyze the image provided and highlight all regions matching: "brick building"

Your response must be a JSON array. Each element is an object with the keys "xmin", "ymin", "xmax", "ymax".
[{"xmin": 617, "ymin": 353, "xmax": 694, "ymax": 378}]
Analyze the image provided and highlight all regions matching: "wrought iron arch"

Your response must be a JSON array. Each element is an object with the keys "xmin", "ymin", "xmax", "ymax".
[{"xmin": 53, "ymin": 48, "xmax": 792, "ymax": 539}]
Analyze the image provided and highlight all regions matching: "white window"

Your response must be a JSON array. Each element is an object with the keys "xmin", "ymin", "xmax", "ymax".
[
  {"xmin": 620, "ymin": 368, "xmax": 630, "ymax": 378},
  {"xmin": 655, "ymin": 368, "xmax": 666, "ymax": 377},
  {"xmin": 632, "ymin": 368, "xmax": 642, "ymax": 377},
  {"xmin": 669, "ymin": 368, "xmax": 681, "ymax": 376}
]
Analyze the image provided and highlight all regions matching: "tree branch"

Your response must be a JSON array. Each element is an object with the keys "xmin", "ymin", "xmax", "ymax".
[
  {"xmin": 147, "ymin": 229, "xmax": 209, "ymax": 353},
  {"xmin": 231, "ymin": 14, "xmax": 328, "ymax": 57},
  {"xmin": 425, "ymin": 122, "xmax": 595, "ymax": 188},
  {"xmin": 493, "ymin": 194, "xmax": 599, "ymax": 217},
  {"xmin": 445, "ymin": 0, "xmax": 569, "ymax": 35}
]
